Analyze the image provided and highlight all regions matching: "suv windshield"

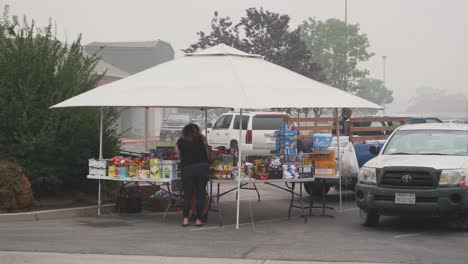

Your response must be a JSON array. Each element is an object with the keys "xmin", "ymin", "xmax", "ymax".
[
  {"xmin": 383, "ymin": 129, "xmax": 468, "ymax": 156},
  {"xmin": 252, "ymin": 116, "xmax": 286, "ymax": 130}
]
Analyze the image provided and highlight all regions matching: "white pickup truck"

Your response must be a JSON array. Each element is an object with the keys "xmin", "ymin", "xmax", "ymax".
[
  {"xmin": 206, "ymin": 112, "xmax": 291, "ymax": 155},
  {"xmin": 356, "ymin": 123, "xmax": 468, "ymax": 230}
]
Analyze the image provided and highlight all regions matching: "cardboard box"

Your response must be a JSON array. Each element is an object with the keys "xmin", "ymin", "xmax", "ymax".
[
  {"xmin": 314, "ymin": 161, "xmax": 337, "ymax": 176},
  {"xmin": 308, "ymin": 150, "xmax": 335, "ymax": 162}
]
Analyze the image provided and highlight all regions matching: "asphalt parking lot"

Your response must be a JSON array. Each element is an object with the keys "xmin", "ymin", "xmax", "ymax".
[{"xmin": 1, "ymin": 184, "xmax": 467, "ymax": 264}]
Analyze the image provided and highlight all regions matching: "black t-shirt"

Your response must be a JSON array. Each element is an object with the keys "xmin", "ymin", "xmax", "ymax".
[{"xmin": 177, "ymin": 138, "xmax": 209, "ymax": 167}]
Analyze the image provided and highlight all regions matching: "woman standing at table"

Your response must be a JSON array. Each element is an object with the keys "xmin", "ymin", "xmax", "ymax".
[{"xmin": 177, "ymin": 123, "xmax": 210, "ymax": 227}]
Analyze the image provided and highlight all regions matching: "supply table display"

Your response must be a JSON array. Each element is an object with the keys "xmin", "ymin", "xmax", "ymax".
[
  {"xmin": 207, "ymin": 122, "xmax": 341, "ymax": 225},
  {"xmin": 87, "ymin": 146, "xmax": 183, "ymax": 220},
  {"xmin": 87, "ymin": 175, "xmax": 181, "ymax": 221}
]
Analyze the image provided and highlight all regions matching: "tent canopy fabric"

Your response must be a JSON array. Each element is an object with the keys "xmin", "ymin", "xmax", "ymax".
[{"xmin": 52, "ymin": 44, "xmax": 381, "ymax": 110}]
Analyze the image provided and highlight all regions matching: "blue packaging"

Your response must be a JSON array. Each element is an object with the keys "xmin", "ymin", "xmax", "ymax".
[{"xmin": 313, "ymin": 133, "xmax": 333, "ymax": 150}]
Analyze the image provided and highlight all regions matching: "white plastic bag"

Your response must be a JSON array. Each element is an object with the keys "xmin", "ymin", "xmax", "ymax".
[{"xmin": 339, "ymin": 142, "xmax": 360, "ymax": 177}]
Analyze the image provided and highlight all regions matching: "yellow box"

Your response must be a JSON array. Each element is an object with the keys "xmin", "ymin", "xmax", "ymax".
[
  {"xmin": 108, "ymin": 166, "xmax": 117, "ymax": 177},
  {"xmin": 314, "ymin": 161, "xmax": 337, "ymax": 176},
  {"xmin": 149, "ymin": 159, "xmax": 161, "ymax": 179},
  {"xmin": 309, "ymin": 150, "xmax": 335, "ymax": 162}
]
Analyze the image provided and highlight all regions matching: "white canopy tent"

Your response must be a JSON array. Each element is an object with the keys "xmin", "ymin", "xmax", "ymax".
[{"xmin": 52, "ymin": 44, "xmax": 381, "ymax": 228}]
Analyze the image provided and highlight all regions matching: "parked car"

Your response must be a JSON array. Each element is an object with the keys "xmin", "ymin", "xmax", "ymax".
[
  {"xmin": 207, "ymin": 111, "xmax": 291, "ymax": 155},
  {"xmin": 355, "ymin": 123, "xmax": 468, "ymax": 229},
  {"xmin": 301, "ymin": 115, "xmax": 443, "ymax": 196},
  {"xmin": 159, "ymin": 113, "xmax": 191, "ymax": 141}
]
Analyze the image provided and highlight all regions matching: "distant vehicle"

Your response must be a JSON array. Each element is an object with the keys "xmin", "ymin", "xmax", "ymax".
[
  {"xmin": 159, "ymin": 113, "xmax": 191, "ymax": 141},
  {"xmin": 207, "ymin": 111, "xmax": 291, "ymax": 155},
  {"xmin": 444, "ymin": 119, "xmax": 468, "ymax": 124},
  {"xmin": 352, "ymin": 114, "xmax": 443, "ymax": 137},
  {"xmin": 356, "ymin": 123, "xmax": 468, "ymax": 230}
]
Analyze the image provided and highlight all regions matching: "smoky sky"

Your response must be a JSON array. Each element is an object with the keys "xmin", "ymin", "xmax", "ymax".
[{"xmin": 5, "ymin": 0, "xmax": 468, "ymax": 112}]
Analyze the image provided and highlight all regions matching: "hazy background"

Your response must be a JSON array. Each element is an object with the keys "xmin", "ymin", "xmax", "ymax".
[{"xmin": 4, "ymin": 0, "xmax": 468, "ymax": 113}]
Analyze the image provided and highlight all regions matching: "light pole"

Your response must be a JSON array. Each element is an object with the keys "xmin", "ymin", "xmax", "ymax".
[
  {"xmin": 382, "ymin": 55, "xmax": 387, "ymax": 114},
  {"xmin": 382, "ymin": 55, "xmax": 387, "ymax": 86},
  {"xmin": 345, "ymin": 0, "xmax": 348, "ymax": 25}
]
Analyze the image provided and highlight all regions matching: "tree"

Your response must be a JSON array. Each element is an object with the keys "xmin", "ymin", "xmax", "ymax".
[
  {"xmin": 356, "ymin": 78, "xmax": 393, "ymax": 105},
  {"xmin": 300, "ymin": 18, "xmax": 374, "ymax": 93},
  {"xmin": 0, "ymin": 7, "xmax": 120, "ymax": 194},
  {"xmin": 185, "ymin": 8, "xmax": 324, "ymax": 115}
]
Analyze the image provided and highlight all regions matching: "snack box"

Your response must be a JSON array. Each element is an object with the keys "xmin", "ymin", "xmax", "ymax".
[
  {"xmin": 108, "ymin": 166, "xmax": 117, "ymax": 177},
  {"xmin": 129, "ymin": 163, "xmax": 140, "ymax": 177},
  {"xmin": 89, "ymin": 167, "xmax": 106, "ymax": 177},
  {"xmin": 298, "ymin": 165, "xmax": 314, "ymax": 178},
  {"xmin": 88, "ymin": 159, "xmax": 107, "ymax": 169},
  {"xmin": 162, "ymin": 160, "xmax": 178, "ymax": 179},
  {"xmin": 117, "ymin": 167, "xmax": 129, "ymax": 178},
  {"xmin": 149, "ymin": 158, "xmax": 161, "ymax": 179},
  {"xmin": 137, "ymin": 169, "xmax": 150, "ymax": 179}
]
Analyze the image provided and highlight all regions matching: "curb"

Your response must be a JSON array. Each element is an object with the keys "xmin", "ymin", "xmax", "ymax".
[{"xmin": 0, "ymin": 204, "xmax": 115, "ymax": 222}]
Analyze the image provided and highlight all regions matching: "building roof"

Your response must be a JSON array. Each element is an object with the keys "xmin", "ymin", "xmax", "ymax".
[
  {"xmin": 83, "ymin": 51, "xmax": 129, "ymax": 78},
  {"xmin": 86, "ymin": 40, "xmax": 164, "ymax": 48},
  {"xmin": 84, "ymin": 39, "xmax": 175, "ymax": 74},
  {"xmin": 93, "ymin": 59, "xmax": 130, "ymax": 78}
]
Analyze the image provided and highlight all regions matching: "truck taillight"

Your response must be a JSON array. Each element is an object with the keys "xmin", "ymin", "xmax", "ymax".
[
  {"xmin": 460, "ymin": 176, "xmax": 466, "ymax": 187},
  {"xmin": 246, "ymin": 130, "xmax": 252, "ymax": 144}
]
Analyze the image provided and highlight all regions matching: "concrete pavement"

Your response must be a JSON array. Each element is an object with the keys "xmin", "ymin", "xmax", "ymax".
[
  {"xmin": 0, "ymin": 251, "xmax": 391, "ymax": 264},
  {"xmin": 1, "ymin": 185, "xmax": 467, "ymax": 264}
]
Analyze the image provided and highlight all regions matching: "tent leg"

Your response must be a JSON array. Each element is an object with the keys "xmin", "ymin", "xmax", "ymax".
[
  {"xmin": 98, "ymin": 107, "xmax": 104, "ymax": 217},
  {"xmin": 144, "ymin": 107, "xmax": 149, "ymax": 152},
  {"xmin": 335, "ymin": 108, "xmax": 342, "ymax": 212},
  {"xmin": 236, "ymin": 109, "xmax": 243, "ymax": 229},
  {"xmin": 204, "ymin": 108, "xmax": 208, "ymax": 138}
]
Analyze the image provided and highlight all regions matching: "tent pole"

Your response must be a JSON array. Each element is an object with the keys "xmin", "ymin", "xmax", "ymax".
[
  {"xmin": 336, "ymin": 108, "xmax": 342, "ymax": 212},
  {"xmin": 236, "ymin": 109, "xmax": 243, "ymax": 229},
  {"xmin": 204, "ymin": 108, "xmax": 208, "ymax": 138},
  {"xmin": 98, "ymin": 107, "xmax": 104, "ymax": 217},
  {"xmin": 144, "ymin": 107, "xmax": 149, "ymax": 152}
]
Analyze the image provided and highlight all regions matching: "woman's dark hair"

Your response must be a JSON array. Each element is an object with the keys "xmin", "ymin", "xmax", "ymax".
[{"xmin": 181, "ymin": 123, "xmax": 202, "ymax": 142}]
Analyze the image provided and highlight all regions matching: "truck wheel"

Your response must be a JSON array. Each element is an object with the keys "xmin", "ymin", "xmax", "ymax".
[
  {"xmin": 360, "ymin": 209, "xmax": 380, "ymax": 227},
  {"xmin": 304, "ymin": 182, "xmax": 330, "ymax": 197}
]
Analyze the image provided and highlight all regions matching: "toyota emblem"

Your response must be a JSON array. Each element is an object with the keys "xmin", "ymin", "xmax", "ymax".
[{"xmin": 401, "ymin": 174, "xmax": 413, "ymax": 183}]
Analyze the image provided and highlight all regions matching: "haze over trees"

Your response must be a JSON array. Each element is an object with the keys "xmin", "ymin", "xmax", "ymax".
[
  {"xmin": 187, "ymin": 8, "xmax": 393, "ymax": 116},
  {"xmin": 407, "ymin": 87, "xmax": 468, "ymax": 117}
]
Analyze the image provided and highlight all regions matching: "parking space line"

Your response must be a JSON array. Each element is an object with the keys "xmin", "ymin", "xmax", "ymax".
[{"xmin": 394, "ymin": 232, "xmax": 426, "ymax": 238}]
